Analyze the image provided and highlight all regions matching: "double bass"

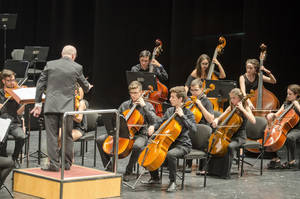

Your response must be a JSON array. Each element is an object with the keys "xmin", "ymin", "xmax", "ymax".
[
  {"xmin": 185, "ymin": 82, "xmax": 215, "ymax": 123},
  {"xmin": 207, "ymin": 36, "xmax": 226, "ymax": 80},
  {"xmin": 263, "ymin": 100, "xmax": 300, "ymax": 152},
  {"xmin": 208, "ymin": 93, "xmax": 252, "ymax": 156},
  {"xmin": 138, "ymin": 108, "xmax": 182, "ymax": 171},
  {"xmin": 102, "ymin": 90, "xmax": 150, "ymax": 158},
  {"xmin": 148, "ymin": 39, "xmax": 168, "ymax": 117},
  {"xmin": 250, "ymin": 44, "xmax": 280, "ymax": 116}
]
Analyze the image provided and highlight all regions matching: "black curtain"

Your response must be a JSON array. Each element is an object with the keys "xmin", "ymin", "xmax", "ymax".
[{"xmin": 0, "ymin": 0, "xmax": 297, "ymax": 109}]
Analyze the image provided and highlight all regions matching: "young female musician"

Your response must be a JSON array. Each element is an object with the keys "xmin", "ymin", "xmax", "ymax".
[
  {"xmin": 185, "ymin": 54, "xmax": 226, "ymax": 92},
  {"xmin": 239, "ymin": 58, "xmax": 276, "ymax": 109},
  {"xmin": 209, "ymin": 88, "xmax": 255, "ymax": 179},
  {"xmin": 266, "ymin": 84, "xmax": 300, "ymax": 169}
]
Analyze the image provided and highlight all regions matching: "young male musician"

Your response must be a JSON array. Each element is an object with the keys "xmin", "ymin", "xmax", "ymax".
[
  {"xmin": 145, "ymin": 86, "xmax": 197, "ymax": 192},
  {"xmin": 0, "ymin": 69, "xmax": 26, "ymax": 168},
  {"xmin": 96, "ymin": 81, "xmax": 158, "ymax": 182},
  {"xmin": 186, "ymin": 78, "xmax": 214, "ymax": 173},
  {"xmin": 131, "ymin": 50, "xmax": 168, "ymax": 82}
]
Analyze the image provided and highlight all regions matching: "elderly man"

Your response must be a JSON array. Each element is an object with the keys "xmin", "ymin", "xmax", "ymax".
[{"xmin": 31, "ymin": 45, "xmax": 93, "ymax": 171}]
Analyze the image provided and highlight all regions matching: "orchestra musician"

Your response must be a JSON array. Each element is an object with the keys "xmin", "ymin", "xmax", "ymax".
[
  {"xmin": 31, "ymin": 45, "xmax": 92, "ymax": 171},
  {"xmin": 266, "ymin": 84, "xmax": 300, "ymax": 169},
  {"xmin": 185, "ymin": 54, "xmax": 226, "ymax": 93},
  {"xmin": 96, "ymin": 81, "xmax": 158, "ymax": 182},
  {"xmin": 131, "ymin": 50, "xmax": 168, "ymax": 83},
  {"xmin": 185, "ymin": 78, "xmax": 214, "ymax": 173},
  {"xmin": 209, "ymin": 88, "xmax": 256, "ymax": 179},
  {"xmin": 239, "ymin": 58, "xmax": 276, "ymax": 109},
  {"xmin": 145, "ymin": 86, "xmax": 197, "ymax": 192},
  {"xmin": 0, "ymin": 69, "xmax": 26, "ymax": 168}
]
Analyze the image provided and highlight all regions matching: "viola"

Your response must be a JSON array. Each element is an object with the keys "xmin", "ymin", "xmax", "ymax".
[
  {"xmin": 207, "ymin": 36, "xmax": 226, "ymax": 80},
  {"xmin": 250, "ymin": 44, "xmax": 280, "ymax": 116},
  {"xmin": 185, "ymin": 82, "xmax": 215, "ymax": 123},
  {"xmin": 208, "ymin": 93, "xmax": 252, "ymax": 156},
  {"xmin": 138, "ymin": 107, "xmax": 182, "ymax": 171},
  {"xmin": 148, "ymin": 39, "xmax": 168, "ymax": 117},
  {"xmin": 102, "ymin": 90, "xmax": 150, "ymax": 158},
  {"xmin": 263, "ymin": 101, "xmax": 300, "ymax": 152}
]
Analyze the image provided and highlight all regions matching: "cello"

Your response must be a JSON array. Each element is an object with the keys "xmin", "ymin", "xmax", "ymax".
[
  {"xmin": 102, "ymin": 90, "xmax": 150, "ymax": 158},
  {"xmin": 138, "ymin": 107, "xmax": 182, "ymax": 171},
  {"xmin": 208, "ymin": 93, "xmax": 252, "ymax": 156},
  {"xmin": 185, "ymin": 82, "xmax": 215, "ymax": 123},
  {"xmin": 207, "ymin": 36, "xmax": 226, "ymax": 80},
  {"xmin": 148, "ymin": 39, "xmax": 168, "ymax": 117},
  {"xmin": 263, "ymin": 100, "xmax": 300, "ymax": 152},
  {"xmin": 250, "ymin": 44, "xmax": 280, "ymax": 117}
]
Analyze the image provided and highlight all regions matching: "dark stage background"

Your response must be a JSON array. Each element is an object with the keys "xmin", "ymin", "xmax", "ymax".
[{"xmin": 0, "ymin": 0, "xmax": 298, "ymax": 109}]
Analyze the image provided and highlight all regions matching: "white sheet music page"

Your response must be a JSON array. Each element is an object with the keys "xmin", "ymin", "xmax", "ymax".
[
  {"xmin": 12, "ymin": 87, "xmax": 45, "ymax": 102},
  {"xmin": 0, "ymin": 118, "xmax": 11, "ymax": 142}
]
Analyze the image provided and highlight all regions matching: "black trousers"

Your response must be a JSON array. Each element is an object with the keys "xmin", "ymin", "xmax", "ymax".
[
  {"xmin": 44, "ymin": 113, "xmax": 73, "ymax": 169},
  {"xmin": 96, "ymin": 133, "xmax": 147, "ymax": 173},
  {"xmin": 150, "ymin": 145, "xmax": 190, "ymax": 183},
  {"xmin": 0, "ymin": 156, "xmax": 14, "ymax": 184}
]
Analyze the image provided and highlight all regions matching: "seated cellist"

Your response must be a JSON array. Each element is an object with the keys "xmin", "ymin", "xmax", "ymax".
[
  {"xmin": 209, "ymin": 88, "xmax": 256, "ymax": 179},
  {"xmin": 266, "ymin": 84, "xmax": 300, "ymax": 169},
  {"xmin": 185, "ymin": 78, "xmax": 214, "ymax": 172},
  {"xmin": 95, "ymin": 81, "xmax": 158, "ymax": 182},
  {"xmin": 145, "ymin": 86, "xmax": 197, "ymax": 192}
]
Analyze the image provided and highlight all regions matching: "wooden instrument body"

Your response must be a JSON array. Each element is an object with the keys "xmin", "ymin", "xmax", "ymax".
[
  {"xmin": 138, "ymin": 117, "xmax": 182, "ymax": 171},
  {"xmin": 208, "ymin": 111, "xmax": 243, "ymax": 156},
  {"xmin": 148, "ymin": 80, "xmax": 168, "ymax": 117},
  {"xmin": 185, "ymin": 96, "xmax": 203, "ymax": 123},
  {"xmin": 102, "ymin": 108, "xmax": 144, "ymax": 159},
  {"xmin": 264, "ymin": 106, "xmax": 299, "ymax": 152}
]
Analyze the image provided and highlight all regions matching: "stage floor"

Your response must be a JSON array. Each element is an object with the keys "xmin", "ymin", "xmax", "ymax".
[{"xmin": 1, "ymin": 128, "xmax": 300, "ymax": 199}]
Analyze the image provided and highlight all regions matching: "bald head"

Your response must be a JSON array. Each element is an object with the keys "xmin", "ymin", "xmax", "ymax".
[{"xmin": 61, "ymin": 45, "xmax": 77, "ymax": 60}]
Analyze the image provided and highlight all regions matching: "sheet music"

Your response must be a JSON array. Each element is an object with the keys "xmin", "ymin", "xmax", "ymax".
[
  {"xmin": 12, "ymin": 87, "xmax": 45, "ymax": 101},
  {"xmin": 0, "ymin": 118, "xmax": 11, "ymax": 142}
]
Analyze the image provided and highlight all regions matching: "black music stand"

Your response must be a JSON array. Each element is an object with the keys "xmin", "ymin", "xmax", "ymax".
[
  {"xmin": 0, "ymin": 13, "xmax": 17, "ymax": 65},
  {"xmin": 23, "ymin": 46, "xmax": 49, "ymax": 84},
  {"xmin": 101, "ymin": 113, "xmax": 129, "ymax": 139},
  {"xmin": 126, "ymin": 71, "xmax": 158, "ymax": 91},
  {"xmin": 4, "ymin": 59, "xmax": 30, "ymax": 82}
]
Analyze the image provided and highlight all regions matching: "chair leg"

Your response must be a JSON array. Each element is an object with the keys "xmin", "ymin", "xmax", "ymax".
[
  {"xmin": 260, "ymin": 147, "xmax": 264, "ymax": 175},
  {"xmin": 82, "ymin": 141, "xmax": 85, "ymax": 165},
  {"xmin": 181, "ymin": 158, "xmax": 186, "ymax": 190},
  {"xmin": 93, "ymin": 139, "xmax": 97, "ymax": 167},
  {"xmin": 241, "ymin": 147, "xmax": 245, "ymax": 177}
]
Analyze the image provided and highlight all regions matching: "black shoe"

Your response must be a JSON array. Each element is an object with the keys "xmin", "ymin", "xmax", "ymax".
[
  {"xmin": 41, "ymin": 164, "xmax": 59, "ymax": 172},
  {"xmin": 141, "ymin": 178, "xmax": 160, "ymax": 185},
  {"xmin": 12, "ymin": 158, "xmax": 21, "ymax": 169},
  {"xmin": 166, "ymin": 182, "xmax": 177, "ymax": 192},
  {"xmin": 123, "ymin": 172, "xmax": 132, "ymax": 182},
  {"xmin": 196, "ymin": 170, "xmax": 206, "ymax": 176},
  {"xmin": 185, "ymin": 166, "xmax": 192, "ymax": 173}
]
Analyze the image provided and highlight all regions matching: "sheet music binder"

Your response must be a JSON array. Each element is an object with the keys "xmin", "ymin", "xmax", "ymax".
[{"xmin": 101, "ymin": 113, "xmax": 130, "ymax": 139}]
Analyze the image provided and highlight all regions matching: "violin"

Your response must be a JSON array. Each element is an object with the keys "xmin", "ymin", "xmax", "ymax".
[
  {"xmin": 102, "ymin": 90, "xmax": 151, "ymax": 158},
  {"xmin": 185, "ymin": 82, "xmax": 215, "ymax": 123},
  {"xmin": 148, "ymin": 39, "xmax": 168, "ymax": 117},
  {"xmin": 208, "ymin": 93, "xmax": 253, "ymax": 156},
  {"xmin": 207, "ymin": 36, "xmax": 226, "ymax": 80},
  {"xmin": 250, "ymin": 44, "xmax": 280, "ymax": 116},
  {"xmin": 138, "ymin": 105, "xmax": 182, "ymax": 171},
  {"xmin": 263, "ymin": 99, "xmax": 300, "ymax": 152}
]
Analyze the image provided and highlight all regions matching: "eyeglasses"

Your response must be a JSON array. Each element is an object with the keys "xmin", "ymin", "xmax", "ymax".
[{"xmin": 190, "ymin": 89, "xmax": 201, "ymax": 92}]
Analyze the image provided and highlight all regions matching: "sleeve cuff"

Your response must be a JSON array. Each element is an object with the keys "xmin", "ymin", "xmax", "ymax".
[{"xmin": 35, "ymin": 102, "xmax": 42, "ymax": 108}]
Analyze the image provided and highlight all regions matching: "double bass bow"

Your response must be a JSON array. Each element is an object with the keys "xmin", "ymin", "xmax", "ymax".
[
  {"xmin": 148, "ymin": 39, "xmax": 168, "ymax": 117},
  {"xmin": 207, "ymin": 36, "xmax": 226, "ymax": 80},
  {"xmin": 250, "ymin": 44, "xmax": 280, "ymax": 116},
  {"xmin": 102, "ymin": 90, "xmax": 151, "ymax": 158}
]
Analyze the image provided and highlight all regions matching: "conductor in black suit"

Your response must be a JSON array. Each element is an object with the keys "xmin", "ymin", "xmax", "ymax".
[{"xmin": 31, "ymin": 45, "xmax": 92, "ymax": 171}]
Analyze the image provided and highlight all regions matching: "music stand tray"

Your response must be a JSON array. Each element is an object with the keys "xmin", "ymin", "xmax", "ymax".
[
  {"xmin": 101, "ymin": 113, "xmax": 130, "ymax": 139},
  {"xmin": 205, "ymin": 80, "xmax": 237, "ymax": 100},
  {"xmin": 126, "ymin": 71, "xmax": 158, "ymax": 91},
  {"xmin": 5, "ymin": 87, "xmax": 45, "ymax": 104},
  {"xmin": 0, "ymin": 13, "xmax": 17, "ymax": 30}
]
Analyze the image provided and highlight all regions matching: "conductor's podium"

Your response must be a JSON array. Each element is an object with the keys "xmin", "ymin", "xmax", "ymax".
[{"xmin": 13, "ymin": 165, "xmax": 122, "ymax": 199}]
